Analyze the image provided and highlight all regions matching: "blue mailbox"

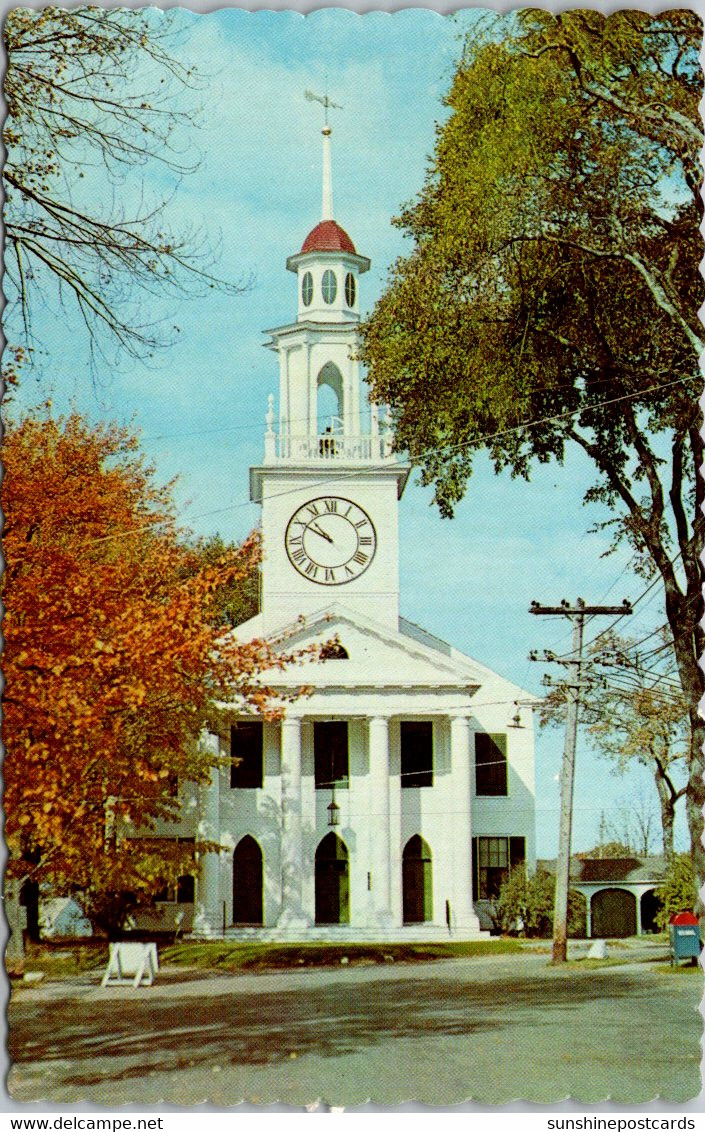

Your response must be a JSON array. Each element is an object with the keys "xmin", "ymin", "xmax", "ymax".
[{"xmin": 669, "ymin": 911, "xmax": 700, "ymax": 966}]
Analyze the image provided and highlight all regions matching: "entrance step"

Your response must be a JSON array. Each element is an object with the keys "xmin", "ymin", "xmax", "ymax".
[{"xmin": 188, "ymin": 923, "xmax": 489, "ymax": 943}]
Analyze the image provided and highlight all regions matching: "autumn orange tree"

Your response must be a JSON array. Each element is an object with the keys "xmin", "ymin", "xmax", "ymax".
[{"xmin": 3, "ymin": 411, "xmax": 295, "ymax": 933}]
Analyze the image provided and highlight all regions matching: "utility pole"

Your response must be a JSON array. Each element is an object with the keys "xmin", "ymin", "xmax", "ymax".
[{"xmin": 529, "ymin": 597, "xmax": 632, "ymax": 964}]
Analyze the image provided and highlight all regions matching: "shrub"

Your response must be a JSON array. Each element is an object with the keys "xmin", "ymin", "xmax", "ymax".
[
  {"xmin": 654, "ymin": 853, "xmax": 698, "ymax": 931},
  {"xmin": 494, "ymin": 866, "xmax": 586, "ymax": 938}
]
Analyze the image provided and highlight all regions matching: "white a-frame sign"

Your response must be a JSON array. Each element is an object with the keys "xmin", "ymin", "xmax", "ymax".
[{"xmin": 101, "ymin": 942, "xmax": 158, "ymax": 987}]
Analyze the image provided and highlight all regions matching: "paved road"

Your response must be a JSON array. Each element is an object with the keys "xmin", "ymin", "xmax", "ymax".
[{"xmin": 8, "ymin": 952, "xmax": 702, "ymax": 1106}]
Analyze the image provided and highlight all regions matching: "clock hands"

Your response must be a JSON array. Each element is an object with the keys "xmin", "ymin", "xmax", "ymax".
[{"xmin": 309, "ymin": 522, "xmax": 334, "ymax": 545}]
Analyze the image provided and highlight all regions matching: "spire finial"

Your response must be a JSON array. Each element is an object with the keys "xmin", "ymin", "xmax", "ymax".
[{"xmin": 304, "ymin": 89, "xmax": 343, "ymax": 221}]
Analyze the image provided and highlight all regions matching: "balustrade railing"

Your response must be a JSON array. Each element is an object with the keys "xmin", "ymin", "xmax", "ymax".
[{"xmin": 269, "ymin": 433, "xmax": 394, "ymax": 462}]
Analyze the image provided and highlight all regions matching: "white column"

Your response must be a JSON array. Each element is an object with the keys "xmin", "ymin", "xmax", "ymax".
[
  {"xmin": 450, "ymin": 715, "xmax": 481, "ymax": 932},
  {"xmin": 279, "ymin": 717, "xmax": 307, "ymax": 927},
  {"xmin": 368, "ymin": 716, "xmax": 392, "ymax": 925},
  {"xmin": 351, "ymin": 358, "xmax": 361, "ymax": 436},
  {"xmin": 195, "ymin": 730, "xmax": 221, "ymax": 936},
  {"xmin": 280, "ymin": 348, "xmax": 290, "ymax": 453},
  {"xmin": 308, "ymin": 345, "xmax": 317, "ymax": 443}
]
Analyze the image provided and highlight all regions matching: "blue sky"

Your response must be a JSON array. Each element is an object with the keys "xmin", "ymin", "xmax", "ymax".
[{"xmin": 6, "ymin": 8, "xmax": 684, "ymax": 858}]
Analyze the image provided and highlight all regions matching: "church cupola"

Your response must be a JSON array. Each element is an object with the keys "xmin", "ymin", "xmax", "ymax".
[
  {"xmin": 286, "ymin": 121, "xmax": 369, "ymax": 323},
  {"xmin": 257, "ymin": 97, "xmax": 405, "ymax": 490}
]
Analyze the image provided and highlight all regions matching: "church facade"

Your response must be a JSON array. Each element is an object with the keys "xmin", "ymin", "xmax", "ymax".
[{"xmin": 143, "ymin": 123, "xmax": 537, "ymax": 942}]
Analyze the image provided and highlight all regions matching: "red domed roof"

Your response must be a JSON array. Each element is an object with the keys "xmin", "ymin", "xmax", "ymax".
[{"xmin": 301, "ymin": 220, "xmax": 357, "ymax": 255}]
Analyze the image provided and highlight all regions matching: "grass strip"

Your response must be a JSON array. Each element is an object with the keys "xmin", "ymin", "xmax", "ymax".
[
  {"xmin": 18, "ymin": 937, "xmax": 523, "ymax": 978},
  {"xmin": 159, "ymin": 938, "xmax": 522, "ymax": 972}
]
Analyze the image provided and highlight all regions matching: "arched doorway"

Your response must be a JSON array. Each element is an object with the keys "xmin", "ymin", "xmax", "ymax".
[
  {"xmin": 315, "ymin": 833, "xmax": 350, "ymax": 924},
  {"xmin": 232, "ymin": 836, "xmax": 263, "ymax": 925},
  {"xmin": 402, "ymin": 835, "xmax": 433, "ymax": 924},
  {"xmin": 641, "ymin": 888, "xmax": 662, "ymax": 934},
  {"xmin": 591, "ymin": 887, "xmax": 636, "ymax": 938},
  {"xmin": 19, "ymin": 879, "xmax": 40, "ymax": 942}
]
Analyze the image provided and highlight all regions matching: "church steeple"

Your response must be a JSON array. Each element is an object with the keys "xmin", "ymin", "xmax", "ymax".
[{"xmin": 251, "ymin": 104, "xmax": 409, "ymax": 631}]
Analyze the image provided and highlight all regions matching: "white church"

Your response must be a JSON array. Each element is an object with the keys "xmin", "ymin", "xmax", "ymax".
[{"xmin": 142, "ymin": 120, "xmax": 537, "ymax": 942}]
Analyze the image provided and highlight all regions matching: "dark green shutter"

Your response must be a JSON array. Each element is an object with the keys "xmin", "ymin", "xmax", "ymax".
[{"xmin": 509, "ymin": 836, "xmax": 525, "ymax": 870}]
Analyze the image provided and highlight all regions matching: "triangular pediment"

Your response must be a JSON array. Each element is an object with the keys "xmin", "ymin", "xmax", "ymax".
[{"xmin": 232, "ymin": 603, "xmax": 505, "ymax": 694}]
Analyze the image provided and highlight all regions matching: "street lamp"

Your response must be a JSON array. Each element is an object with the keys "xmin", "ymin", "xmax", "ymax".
[{"xmin": 327, "ymin": 789, "xmax": 340, "ymax": 827}]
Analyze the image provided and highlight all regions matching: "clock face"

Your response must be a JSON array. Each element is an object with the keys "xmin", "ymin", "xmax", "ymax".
[{"xmin": 285, "ymin": 496, "xmax": 377, "ymax": 585}]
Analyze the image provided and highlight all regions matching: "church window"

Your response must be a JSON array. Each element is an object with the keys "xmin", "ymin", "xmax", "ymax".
[
  {"xmin": 320, "ymin": 640, "xmax": 348, "ymax": 660},
  {"xmin": 314, "ymin": 721, "xmax": 349, "ymax": 788},
  {"xmin": 176, "ymin": 874, "xmax": 195, "ymax": 903},
  {"xmin": 322, "ymin": 269, "xmax": 337, "ymax": 304},
  {"xmin": 400, "ymin": 721, "xmax": 433, "ymax": 788},
  {"xmin": 231, "ymin": 721, "xmax": 263, "ymax": 789},
  {"xmin": 475, "ymin": 733, "xmax": 508, "ymax": 795},
  {"xmin": 473, "ymin": 836, "xmax": 525, "ymax": 900},
  {"xmin": 151, "ymin": 837, "xmax": 196, "ymax": 902},
  {"xmin": 301, "ymin": 271, "xmax": 313, "ymax": 306},
  {"xmin": 345, "ymin": 272, "xmax": 356, "ymax": 307}
]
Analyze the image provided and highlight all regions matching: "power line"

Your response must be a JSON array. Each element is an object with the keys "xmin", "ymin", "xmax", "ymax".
[
  {"xmin": 132, "ymin": 370, "xmax": 692, "ymax": 449},
  {"xmin": 549, "ymin": 546, "xmax": 689, "ymax": 665},
  {"xmin": 79, "ymin": 374, "xmax": 692, "ymax": 549}
]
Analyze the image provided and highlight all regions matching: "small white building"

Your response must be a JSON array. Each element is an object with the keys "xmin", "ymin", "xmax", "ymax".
[
  {"xmin": 149, "ymin": 123, "xmax": 537, "ymax": 942},
  {"xmin": 39, "ymin": 897, "xmax": 93, "ymax": 939}
]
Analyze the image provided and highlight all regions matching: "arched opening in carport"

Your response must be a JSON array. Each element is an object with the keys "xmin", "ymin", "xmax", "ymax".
[
  {"xmin": 640, "ymin": 888, "xmax": 662, "ymax": 934},
  {"xmin": 590, "ymin": 887, "xmax": 636, "ymax": 938}
]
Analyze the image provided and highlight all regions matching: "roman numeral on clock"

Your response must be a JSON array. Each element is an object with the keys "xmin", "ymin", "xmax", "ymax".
[
  {"xmin": 353, "ymin": 550, "xmax": 368, "ymax": 566},
  {"xmin": 324, "ymin": 499, "xmax": 337, "ymax": 513}
]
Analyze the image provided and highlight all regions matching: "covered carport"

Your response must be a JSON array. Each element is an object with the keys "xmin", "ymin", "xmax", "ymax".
[{"xmin": 571, "ymin": 856, "xmax": 666, "ymax": 939}]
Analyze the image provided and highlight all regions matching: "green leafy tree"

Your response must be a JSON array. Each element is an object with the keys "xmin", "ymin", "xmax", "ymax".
[
  {"xmin": 3, "ymin": 7, "xmax": 243, "ymax": 369},
  {"xmin": 654, "ymin": 853, "xmax": 697, "ymax": 930},
  {"xmin": 494, "ymin": 866, "xmax": 586, "ymax": 938},
  {"xmin": 185, "ymin": 533, "xmax": 260, "ymax": 628},
  {"xmin": 361, "ymin": 10, "xmax": 704, "ymax": 886}
]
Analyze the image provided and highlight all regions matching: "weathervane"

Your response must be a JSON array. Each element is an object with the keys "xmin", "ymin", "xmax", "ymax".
[
  {"xmin": 304, "ymin": 89, "xmax": 343, "ymax": 221},
  {"xmin": 304, "ymin": 89, "xmax": 343, "ymax": 128}
]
